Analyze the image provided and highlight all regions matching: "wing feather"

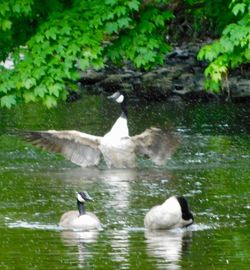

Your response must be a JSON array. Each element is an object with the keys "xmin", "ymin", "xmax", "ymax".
[
  {"xmin": 132, "ymin": 128, "xmax": 180, "ymax": 165},
  {"xmin": 24, "ymin": 130, "xmax": 102, "ymax": 167}
]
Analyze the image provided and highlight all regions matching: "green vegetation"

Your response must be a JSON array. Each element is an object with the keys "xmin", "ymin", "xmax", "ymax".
[
  {"xmin": 0, "ymin": 0, "xmax": 249, "ymax": 108},
  {"xmin": 198, "ymin": 0, "xmax": 250, "ymax": 92}
]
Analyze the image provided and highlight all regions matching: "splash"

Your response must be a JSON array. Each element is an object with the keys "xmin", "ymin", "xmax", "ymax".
[{"xmin": 5, "ymin": 218, "xmax": 60, "ymax": 231}]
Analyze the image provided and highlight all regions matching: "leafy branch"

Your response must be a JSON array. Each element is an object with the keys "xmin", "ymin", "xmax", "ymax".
[
  {"xmin": 0, "ymin": 0, "xmax": 173, "ymax": 108},
  {"xmin": 198, "ymin": 0, "xmax": 250, "ymax": 93}
]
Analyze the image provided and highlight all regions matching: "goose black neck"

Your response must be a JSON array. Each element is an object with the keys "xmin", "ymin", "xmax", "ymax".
[
  {"xmin": 77, "ymin": 200, "xmax": 85, "ymax": 216},
  {"xmin": 176, "ymin": 196, "xmax": 193, "ymax": 221},
  {"xmin": 120, "ymin": 98, "xmax": 128, "ymax": 118}
]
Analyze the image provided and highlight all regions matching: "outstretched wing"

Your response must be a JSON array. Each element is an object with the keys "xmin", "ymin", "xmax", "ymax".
[
  {"xmin": 23, "ymin": 130, "xmax": 102, "ymax": 167},
  {"xmin": 131, "ymin": 128, "xmax": 180, "ymax": 165}
]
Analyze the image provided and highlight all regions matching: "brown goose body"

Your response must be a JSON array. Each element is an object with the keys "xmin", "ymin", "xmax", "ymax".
[{"xmin": 59, "ymin": 210, "xmax": 101, "ymax": 231}]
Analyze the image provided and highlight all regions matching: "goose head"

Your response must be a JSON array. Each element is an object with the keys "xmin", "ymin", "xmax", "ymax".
[
  {"xmin": 108, "ymin": 91, "xmax": 125, "ymax": 104},
  {"xmin": 108, "ymin": 91, "xmax": 128, "ymax": 118},
  {"xmin": 77, "ymin": 191, "xmax": 93, "ymax": 216},
  {"xmin": 77, "ymin": 191, "xmax": 93, "ymax": 203}
]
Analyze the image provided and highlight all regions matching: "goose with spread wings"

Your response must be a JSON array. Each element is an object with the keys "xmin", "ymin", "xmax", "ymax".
[{"xmin": 24, "ymin": 91, "xmax": 179, "ymax": 168}]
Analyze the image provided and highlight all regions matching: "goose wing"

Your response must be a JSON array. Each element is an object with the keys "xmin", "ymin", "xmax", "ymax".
[
  {"xmin": 24, "ymin": 130, "xmax": 102, "ymax": 167},
  {"xmin": 132, "ymin": 128, "xmax": 180, "ymax": 166}
]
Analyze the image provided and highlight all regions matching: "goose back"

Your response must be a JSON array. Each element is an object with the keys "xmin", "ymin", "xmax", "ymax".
[{"xmin": 144, "ymin": 196, "xmax": 193, "ymax": 230}]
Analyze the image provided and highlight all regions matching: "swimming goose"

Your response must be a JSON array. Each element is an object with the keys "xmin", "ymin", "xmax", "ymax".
[
  {"xmin": 23, "ymin": 91, "xmax": 179, "ymax": 168},
  {"xmin": 59, "ymin": 191, "xmax": 101, "ymax": 231},
  {"xmin": 144, "ymin": 196, "xmax": 194, "ymax": 230}
]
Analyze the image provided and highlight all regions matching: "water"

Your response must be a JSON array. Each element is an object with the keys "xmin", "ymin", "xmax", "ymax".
[{"xmin": 0, "ymin": 95, "xmax": 249, "ymax": 269}]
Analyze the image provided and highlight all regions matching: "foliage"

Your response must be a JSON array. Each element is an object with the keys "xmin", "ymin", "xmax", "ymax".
[
  {"xmin": 0, "ymin": 0, "xmax": 173, "ymax": 108},
  {"xmin": 198, "ymin": 0, "xmax": 250, "ymax": 92},
  {"xmin": 0, "ymin": 0, "xmax": 249, "ymax": 108}
]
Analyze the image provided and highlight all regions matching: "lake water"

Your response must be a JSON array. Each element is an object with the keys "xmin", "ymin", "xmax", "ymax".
[{"xmin": 0, "ymin": 95, "xmax": 249, "ymax": 269}]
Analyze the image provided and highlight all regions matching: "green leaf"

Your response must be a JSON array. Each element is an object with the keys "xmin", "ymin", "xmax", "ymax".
[
  {"xmin": 139, "ymin": 21, "xmax": 155, "ymax": 33},
  {"xmin": 127, "ymin": 0, "xmax": 140, "ymax": 11},
  {"xmin": 61, "ymin": 25, "xmax": 71, "ymax": 35},
  {"xmin": 105, "ymin": 22, "xmax": 118, "ymax": 34},
  {"xmin": 47, "ymin": 27, "xmax": 58, "ymax": 40},
  {"xmin": 117, "ymin": 17, "xmax": 131, "ymax": 28},
  {"xmin": 155, "ymin": 15, "xmax": 165, "ymax": 27},
  {"xmin": 162, "ymin": 11, "xmax": 174, "ymax": 21},
  {"xmin": 23, "ymin": 91, "xmax": 37, "ymax": 103},
  {"xmin": 245, "ymin": 49, "xmax": 250, "ymax": 60},
  {"xmin": 1, "ymin": 20, "xmax": 12, "ymax": 31},
  {"xmin": 78, "ymin": 58, "xmax": 90, "ymax": 70},
  {"xmin": 0, "ymin": 3, "xmax": 10, "ymax": 16},
  {"xmin": 48, "ymin": 84, "xmax": 62, "ymax": 97},
  {"xmin": 43, "ymin": 95, "xmax": 57, "ymax": 108},
  {"xmin": 205, "ymin": 79, "xmax": 221, "ymax": 93},
  {"xmin": 34, "ymin": 85, "xmax": 47, "ymax": 98},
  {"xmin": 114, "ymin": 6, "xmax": 127, "ymax": 17},
  {"xmin": 12, "ymin": 3, "xmax": 21, "ymax": 13},
  {"xmin": 105, "ymin": 0, "xmax": 116, "ymax": 6},
  {"xmin": 92, "ymin": 58, "xmax": 105, "ymax": 70},
  {"xmin": 232, "ymin": 3, "xmax": 246, "ymax": 16},
  {"xmin": 220, "ymin": 37, "xmax": 234, "ymax": 53},
  {"xmin": 34, "ymin": 34, "xmax": 44, "ymax": 43},
  {"xmin": 1, "ymin": 94, "xmax": 16, "ymax": 108},
  {"xmin": 24, "ymin": 78, "xmax": 36, "ymax": 89},
  {"xmin": 68, "ymin": 44, "xmax": 80, "ymax": 56}
]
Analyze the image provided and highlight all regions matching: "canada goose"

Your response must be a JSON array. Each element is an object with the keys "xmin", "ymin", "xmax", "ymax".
[
  {"xmin": 59, "ymin": 191, "xmax": 101, "ymax": 231},
  {"xmin": 23, "ymin": 91, "xmax": 179, "ymax": 168},
  {"xmin": 144, "ymin": 196, "xmax": 194, "ymax": 230}
]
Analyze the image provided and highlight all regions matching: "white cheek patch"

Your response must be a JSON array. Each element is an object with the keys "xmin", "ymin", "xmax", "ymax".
[
  {"xmin": 116, "ymin": 95, "xmax": 124, "ymax": 103},
  {"xmin": 77, "ymin": 193, "xmax": 85, "ymax": 202}
]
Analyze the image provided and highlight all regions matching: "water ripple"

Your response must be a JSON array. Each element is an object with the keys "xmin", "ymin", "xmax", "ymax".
[{"xmin": 5, "ymin": 218, "xmax": 60, "ymax": 231}]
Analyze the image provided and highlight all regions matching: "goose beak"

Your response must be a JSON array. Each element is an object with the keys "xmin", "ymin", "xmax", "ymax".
[
  {"xmin": 107, "ymin": 91, "xmax": 120, "ymax": 100},
  {"xmin": 84, "ymin": 192, "xmax": 94, "ymax": 202}
]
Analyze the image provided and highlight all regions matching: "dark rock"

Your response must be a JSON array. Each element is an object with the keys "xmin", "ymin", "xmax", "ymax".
[
  {"xmin": 76, "ymin": 43, "xmax": 250, "ymax": 102},
  {"xmin": 229, "ymin": 77, "xmax": 250, "ymax": 98},
  {"xmin": 79, "ymin": 70, "xmax": 106, "ymax": 84}
]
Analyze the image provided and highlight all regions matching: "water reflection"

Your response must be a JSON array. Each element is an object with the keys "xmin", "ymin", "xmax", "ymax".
[
  {"xmin": 109, "ymin": 229, "xmax": 129, "ymax": 265},
  {"xmin": 100, "ymin": 169, "xmax": 137, "ymax": 210},
  {"xmin": 57, "ymin": 168, "xmax": 138, "ymax": 210},
  {"xmin": 55, "ymin": 167, "xmax": 137, "ymax": 182},
  {"xmin": 145, "ymin": 230, "xmax": 192, "ymax": 270},
  {"xmin": 61, "ymin": 230, "xmax": 99, "ymax": 246},
  {"xmin": 60, "ymin": 230, "xmax": 99, "ymax": 268}
]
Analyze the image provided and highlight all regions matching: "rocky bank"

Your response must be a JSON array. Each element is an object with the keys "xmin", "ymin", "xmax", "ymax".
[{"xmin": 76, "ymin": 43, "xmax": 250, "ymax": 102}]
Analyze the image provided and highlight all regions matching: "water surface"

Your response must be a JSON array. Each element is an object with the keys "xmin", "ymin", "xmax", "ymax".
[{"xmin": 0, "ymin": 95, "xmax": 249, "ymax": 269}]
